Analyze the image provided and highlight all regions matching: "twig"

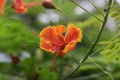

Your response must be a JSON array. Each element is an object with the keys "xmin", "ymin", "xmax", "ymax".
[
  {"xmin": 70, "ymin": 52, "xmax": 80, "ymax": 64},
  {"xmin": 90, "ymin": 31, "xmax": 120, "ymax": 56},
  {"xmin": 94, "ymin": 62, "xmax": 114, "ymax": 80},
  {"xmin": 87, "ymin": 0, "xmax": 105, "ymax": 17},
  {"xmin": 89, "ymin": 57, "xmax": 114, "ymax": 80},
  {"xmin": 71, "ymin": 0, "xmax": 103, "ymax": 22}
]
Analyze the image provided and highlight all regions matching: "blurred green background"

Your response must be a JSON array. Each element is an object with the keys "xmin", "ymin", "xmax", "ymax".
[{"xmin": 0, "ymin": 0, "xmax": 120, "ymax": 80}]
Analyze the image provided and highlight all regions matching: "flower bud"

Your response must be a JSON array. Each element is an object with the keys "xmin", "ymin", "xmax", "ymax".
[
  {"xmin": 42, "ymin": 0, "xmax": 55, "ymax": 9},
  {"xmin": 104, "ymin": 8, "xmax": 108, "ymax": 12},
  {"xmin": 0, "ymin": 0, "xmax": 7, "ymax": 14},
  {"xmin": 12, "ymin": 0, "xmax": 27, "ymax": 14},
  {"xmin": 31, "ymin": 73, "xmax": 39, "ymax": 80},
  {"xmin": 10, "ymin": 54, "xmax": 20, "ymax": 65}
]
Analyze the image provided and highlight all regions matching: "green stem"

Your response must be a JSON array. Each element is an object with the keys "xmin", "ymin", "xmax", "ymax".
[
  {"xmin": 83, "ymin": 32, "xmax": 93, "ymax": 45},
  {"xmin": 63, "ymin": 0, "xmax": 112, "ymax": 79},
  {"xmin": 91, "ymin": 31, "xmax": 120, "ymax": 56},
  {"xmin": 97, "ymin": 31, "xmax": 119, "ymax": 54},
  {"xmin": 87, "ymin": 0, "xmax": 105, "ymax": 17},
  {"xmin": 50, "ymin": 53, "xmax": 58, "ymax": 71},
  {"xmin": 71, "ymin": 0, "xmax": 103, "ymax": 23},
  {"xmin": 55, "ymin": 6, "xmax": 74, "ymax": 24},
  {"xmin": 70, "ymin": 52, "xmax": 80, "ymax": 64},
  {"xmin": 89, "ymin": 57, "xmax": 114, "ymax": 80},
  {"xmin": 27, "ymin": 49, "xmax": 36, "ymax": 80},
  {"xmin": 94, "ymin": 62, "xmax": 114, "ymax": 80}
]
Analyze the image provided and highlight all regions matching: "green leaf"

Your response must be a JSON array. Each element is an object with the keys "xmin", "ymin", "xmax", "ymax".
[
  {"xmin": 110, "ymin": 2, "xmax": 120, "ymax": 27},
  {"xmin": 100, "ymin": 38, "xmax": 120, "ymax": 63},
  {"xmin": 0, "ymin": 16, "xmax": 39, "ymax": 53}
]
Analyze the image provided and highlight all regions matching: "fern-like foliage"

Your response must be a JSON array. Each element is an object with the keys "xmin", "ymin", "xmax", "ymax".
[
  {"xmin": 100, "ymin": 0, "xmax": 120, "ymax": 62},
  {"xmin": 110, "ymin": 0, "xmax": 120, "ymax": 27},
  {"xmin": 100, "ymin": 33, "xmax": 120, "ymax": 63},
  {"xmin": 76, "ymin": 15, "xmax": 102, "ymax": 29},
  {"xmin": 0, "ymin": 16, "xmax": 39, "ymax": 53}
]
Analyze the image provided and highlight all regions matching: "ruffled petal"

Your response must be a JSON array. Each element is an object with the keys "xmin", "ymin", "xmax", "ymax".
[
  {"xmin": 40, "ymin": 26, "xmax": 63, "ymax": 47},
  {"xmin": 40, "ymin": 39, "xmax": 58, "ymax": 53},
  {"xmin": 40, "ymin": 24, "xmax": 82, "ymax": 56},
  {"xmin": 40, "ymin": 26, "xmax": 66, "ymax": 53},
  {"xmin": 59, "ymin": 24, "xmax": 82, "ymax": 57},
  {"xmin": 55, "ymin": 25, "xmax": 65, "ymax": 43},
  {"xmin": 55, "ymin": 25, "xmax": 65, "ymax": 36},
  {"xmin": 59, "ymin": 42, "xmax": 76, "ymax": 57},
  {"xmin": 65, "ymin": 24, "xmax": 82, "ymax": 44},
  {"xmin": 12, "ymin": 0, "xmax": 27, "ymax": 14}
]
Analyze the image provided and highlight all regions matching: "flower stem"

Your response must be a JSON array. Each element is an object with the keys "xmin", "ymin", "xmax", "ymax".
[
  {"xmin": 55, "ymin": 6, "xmax": 74, "ymax": 23},
  {"xmin": 70, "ymin": 52, "xmax": 80, "ymax": 64},
  {"xmin": 26, "ymin": 49, "xmax": 36, "ymax": 80},
  {"xmin": 63, "ymin": 0, "xmax": 113, "ymax": 79},
  {"xmin": 50, "ymin": 53, "xmax": 58, "ymax": 71},
  {"xmin": 90, "ymin": 31, "xmax": 120, "ymax": 56},
  {"xmin": 89, "ymin": 57, "xmax": 114, "ymax": 80},
  {"xmin": 71, "ymin": 0, "xmax": 103, "ymax": 23}
]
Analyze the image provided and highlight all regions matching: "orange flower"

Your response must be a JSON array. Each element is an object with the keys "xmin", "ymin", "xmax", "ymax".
[
  {"xmin": 40, "ymin": 24, "xmax": 82, "ymax": 70},
  {"xmin": 12, "ymin": 0, "xmax": 40, "ymax": 14},
  {"xmin": 0, "ymin": 0, "xmax": 6, "ymax": 14},
  {"xmin": 40, "ymin": 24, "xmax": 82, "ymax": 57}
]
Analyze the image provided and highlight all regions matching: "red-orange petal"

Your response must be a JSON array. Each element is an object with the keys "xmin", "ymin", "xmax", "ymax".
[
  {"xmin": 0, "ymin": 0, "xmax": 6, "ymax": 14},
  {"xmin": 55, "ymin": 25, "xmax": 65, "ymax": 43},
  {"xmin": 12, "ymin": 0, "xmax": 27, "ymax": 14},
  {"xmin": 40, "ymin": 25, "xmax": 82, "ymax": 56},
  {"xmin": 40, "ymin": 39, "xmax": 58, "ymax": 53},
  {"xmin": 40, "ymin": 26, "xmax": 64, "ymax": 47},
  {"xmin": 40, "ymin": 26, "xmax": 64, "ymax": 52},
  {"xmin": 59, "ymin": 24, "xmax": 82, "ymax": 56},
  {"xmin": 59, "ymin": 42, "xmax": 76, "ymax": 57},
  {"xmin": 55, "ymin": 25, "xmax": 65, "ymax": 37},
  {"xmin": 65, "ymin": 24, "xmax": 82, "ymax": 44}
]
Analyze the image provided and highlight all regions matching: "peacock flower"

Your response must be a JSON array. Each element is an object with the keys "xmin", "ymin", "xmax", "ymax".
[
  {"xmin": 0, "ymin": 0, "xmax": 6, "ymax": 14},
  {"xmin": 12, "ymin": 0, "xmax": 40, "ymax": 14},
  {"xmin": 40, "ymin": 24, "xmax": 82, "ymax": 57},
  {"xmin": 40, "ymin": 24, "xmax": 82, "ymax": 70}
]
